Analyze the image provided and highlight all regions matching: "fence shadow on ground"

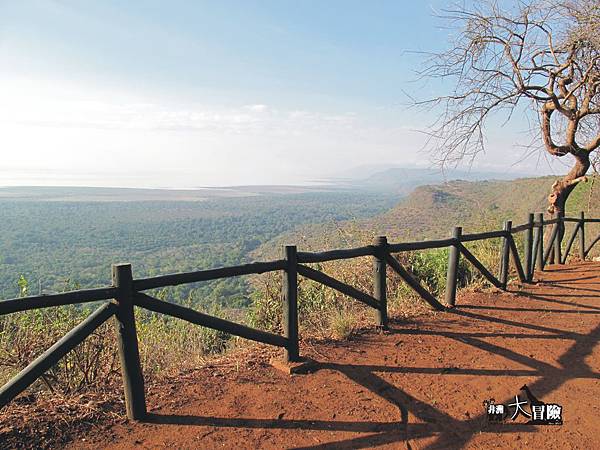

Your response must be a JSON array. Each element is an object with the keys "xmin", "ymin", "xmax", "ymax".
[
  {"xmin": 145, "ymin": 280, "xmax": 600, "ymax": 449},
  {"xmin": 2, "ymin": 212, "xmax": 600, "ymax": 449}
]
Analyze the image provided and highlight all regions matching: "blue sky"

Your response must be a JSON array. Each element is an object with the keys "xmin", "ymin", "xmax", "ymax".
[{"xmin": 0, "ymin": 0, "xmax": 568, "ymax": 187}]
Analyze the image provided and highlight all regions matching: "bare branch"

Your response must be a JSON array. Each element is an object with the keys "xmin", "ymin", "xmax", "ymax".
[
  {"xmin": 415, "ymin": 0, "xmax": 599, "ymax": 216},
  {"xmin": 417, "ymin": 0, "xmax": 600, "ymax": 170}
]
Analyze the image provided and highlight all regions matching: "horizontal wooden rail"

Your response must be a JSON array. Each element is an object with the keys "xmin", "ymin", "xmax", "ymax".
[
  {"xmin": 135, "ymin": 293, "xmax": 288, "ymax": 348},
  {"xmin": 460, "ymin": 230, "xmax": 506, "ymax": 242},
  {"xmin": 1, "ymin": 211, "xmax": 597, "ymax": 415},
  {"xmin": 0, "ymin": 302, "xmax": 116, "ymax": 408},
  {"xmin": 384, "ymin": 254, "xmax": 446, "ymax": 310},
  {"xmin": 296, "ymin": 264, "xmax": 380, "ymax": 310},
  {"xmin": 542, "ymin": 218, "xmax": 560, "ymax": 225},
  {"xmin": 511, "ymin": 223, "xmax": 531, "ymax": 233},
  {"xmin": 297, "ymin": 246, "xmax": 374, "ymax": 263},
  {"xmin": 0, "ymin": 287, "xmax": 118, "ymax": 316},
  {"xmin": 387, "ymin": 238, "xmax": 456, "ymax": 252},
  {"xmin": 134, "ymin": 260, "xmax": 286, "ymax": 291}
]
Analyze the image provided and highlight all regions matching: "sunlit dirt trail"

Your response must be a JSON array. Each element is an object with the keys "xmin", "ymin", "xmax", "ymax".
[{"xmin": 72, "ymin": 262, "xmax": 600, "ymax": 449}]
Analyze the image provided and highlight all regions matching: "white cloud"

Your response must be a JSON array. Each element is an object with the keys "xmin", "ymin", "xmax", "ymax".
[
  {"xmin": 0, "ymin": 77, "xmax": 564, "ymax": 188},
  {"xmin": 0, "ymin": 79, "xmax": 360, "ymax": 136},
  {"xmin": 0, "ymin": 77, "xmax": 402, "ymax": 186},
  {"xmin": 244, "ymin": 104, "xmax": 269, "ymax": 112}
]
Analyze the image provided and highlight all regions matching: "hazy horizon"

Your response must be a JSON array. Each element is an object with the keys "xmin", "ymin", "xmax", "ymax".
[
  {"xmin": 0, "ymin": 163, "xmax": 542, "ymax": 191},
  {"xmin": 1, "ymin": 1, "xmax": 577, "ymax": 189}
]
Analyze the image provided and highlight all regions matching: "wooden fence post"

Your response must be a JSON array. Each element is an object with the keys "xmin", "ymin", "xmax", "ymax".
[
  {"xmin": 112, "ymin": 263, "xmax": 146, "ymax": 420},
  {"xmin": 445, "ymin": 227, "xmax": 462, "ymax": 306},
  {"xmin": 282, "ymin": 245, "xmax": 300, "ymax": 362},
  {"xmin": 499, "ymin": 221, "xmax": 511, "ymax": 290},
  {"xmin": 525, "ymin": 213, "xmax": 534, "ymax": 282},
  {"xmin": 373, "ymin": 236, "xmax": 388, "ymax": 328},
  {"xmin": 537, "ymin": 213, "xmax": 545, "ymax": 271},
  {"xmin": 580, "ymin": 211, "xmax": 586, "ymax": 261},
  {"xmin": 531, "ymin": 214, "xmax": 540, "ymax": 278},
  {"xmin": 554, "ymin": 216, "xmax": 563, "ymax": 264}
]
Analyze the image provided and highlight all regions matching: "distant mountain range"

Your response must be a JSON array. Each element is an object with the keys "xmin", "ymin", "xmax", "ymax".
[
  {"xmin": 330, "ymin": 166, "xmax": 534, "ymax": 194},
  {"xmin": 254, "ymin": 174, "xmax": 598, "ymax": 259},
  {"xmin": 0, "ymin": 166, "xmax": 536, "ymax": 201},
  {"xmin": 0, "ymin": 185, "xmax": 338, "ymax": 202}
]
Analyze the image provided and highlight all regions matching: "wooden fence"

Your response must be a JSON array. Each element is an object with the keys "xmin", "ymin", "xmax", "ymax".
[{"xmin": 0, "ymin": 212, "xmax": 598, "ymax": 420}]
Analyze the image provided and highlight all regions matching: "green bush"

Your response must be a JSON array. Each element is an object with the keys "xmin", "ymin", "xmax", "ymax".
[
  {"xmin": 1, "ymin": 236, "xmax": 506, "ymax": 394},
  {"xmin": 246, "ymin": 275, "xmax": 282, "ymax": 333},
  {"xmin": 0, "ymin": 304, "xmax": 118, "ymax": 393},
  {"xmin": 0, "ymin": 277, "xmax": 232, "ymax": 393},
  {"xmin": 249, "ymin": 239, "xmax": 505, "ymax": 335},
  {"xmin": 392, "ymin": 247, "xmax": 477, "ymax": 299},
  {"xmin": 136, "ymin": 306, "xmax": 230, "ymax": 375}
]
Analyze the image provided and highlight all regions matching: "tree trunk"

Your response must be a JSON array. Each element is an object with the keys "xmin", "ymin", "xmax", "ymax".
[{"xmin": 546, "ymin": 153, "xmax": 590, "ymax": 264}]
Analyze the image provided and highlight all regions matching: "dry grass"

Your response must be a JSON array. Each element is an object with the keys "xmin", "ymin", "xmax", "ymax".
[
  {"xmin": 0, "ymin": 217, "xmax": 521, "ymax": 439},
  {"xmin": 329, "ymin": 309, "xmax": 358, "ymax": 340}
]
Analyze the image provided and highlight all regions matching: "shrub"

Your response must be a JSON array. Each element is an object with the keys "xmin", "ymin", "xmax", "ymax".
[
  {"xmin": 0, "ymin": 280, "xmax": 232, "ymax": 394},
  {"xmin": 135, "ymin": 307, "xmax": 230, "ymax": 376},
  {"xmin": 0, "ymin": 305, "xmax": 118, "ymax": 393},
  {"xmin": 248, "ymin": 238, "xmax": 504, "ymax": 337},
  {"xmin": 329, "ymin": 309, "xmax": 357, "ymax": 340},
  {"xmin": 0, "ymin": 234, "xmax": 507, "ymax": 395}
]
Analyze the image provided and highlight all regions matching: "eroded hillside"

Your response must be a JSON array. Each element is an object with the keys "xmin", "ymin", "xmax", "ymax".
[{"xmin": 255, "ymin": 175, "xmax": 600, "ymax": 257}]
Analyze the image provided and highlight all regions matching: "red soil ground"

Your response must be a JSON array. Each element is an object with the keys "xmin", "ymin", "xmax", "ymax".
[{"xmin": 10, "ymin": 262, "xmax": 600, "ymax": 449}]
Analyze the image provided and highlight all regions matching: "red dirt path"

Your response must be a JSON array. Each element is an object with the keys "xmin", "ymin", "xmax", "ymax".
[{"xmin": 69, "ymin": 262, "xmax": 600, "ymax": 449}]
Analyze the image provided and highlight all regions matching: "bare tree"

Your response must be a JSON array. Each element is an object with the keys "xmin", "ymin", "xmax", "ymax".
[{"xmin": 419, "ymin": 0, "xmax": 600, "ymax": 217}]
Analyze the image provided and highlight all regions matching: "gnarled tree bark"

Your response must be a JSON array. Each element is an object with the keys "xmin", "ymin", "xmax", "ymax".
[{"xmin": 417, "ymin": 1, "xmax": 600, "ymax": 260}]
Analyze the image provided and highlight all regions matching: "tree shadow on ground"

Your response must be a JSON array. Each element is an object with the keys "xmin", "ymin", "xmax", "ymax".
[
  {"xmin": 146, "ymin": 282, "xmax": 600, "ymax": 450},
  {"xmin": 507, "ymin": 289, "xmax": 600, "ymax": 311}
]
